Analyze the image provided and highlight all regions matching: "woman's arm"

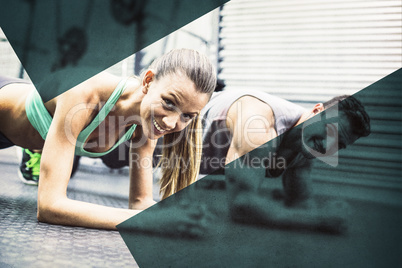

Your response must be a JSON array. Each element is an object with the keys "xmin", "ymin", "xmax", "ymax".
[
  {"xmin": 128, "ymin": 130, "xmax": 157, "ymax": 210},
  {"xmin": 37, "ymin": 76, "xmax": 139, "ymax": 230}
]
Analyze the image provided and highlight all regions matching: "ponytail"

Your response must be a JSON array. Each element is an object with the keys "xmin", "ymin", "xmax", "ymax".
[{"xmin": 158, "ymin": 116, "xmax": 202, "ymax": 199}]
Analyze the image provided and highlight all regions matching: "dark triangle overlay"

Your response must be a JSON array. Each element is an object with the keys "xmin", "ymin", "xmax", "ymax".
[
  {"xmin": 118, "ymin": 69, "xmax": 402, "ymax": 267},
  {"xmin": 0, "ymin": 0, "xmax": 228, "ymax": 102}
]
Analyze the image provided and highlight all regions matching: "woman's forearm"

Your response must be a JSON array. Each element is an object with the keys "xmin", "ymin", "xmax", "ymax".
[
  {"xmin": 128, "ymin": 137, "xmax": 156, "ymax": 209},
  {"xmin": 37, "ymin": 196, "xmax": 140, "ymax": 230}
]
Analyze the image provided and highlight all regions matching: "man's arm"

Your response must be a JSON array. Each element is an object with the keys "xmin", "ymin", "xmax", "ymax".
[
  {"xmin": 229, "ymin": 188, "xmax": 347, "ymax": 234},
  {"xmin": 227, "ymin": 157, "xmax": 346, "ymax": 233},
  {"xmin": 280, "ymin": 160, "xmax": 314, "ymax": 207},
  {"xmin": 225, "ymin": 96, "xmax": 278, "ymax": 165}
]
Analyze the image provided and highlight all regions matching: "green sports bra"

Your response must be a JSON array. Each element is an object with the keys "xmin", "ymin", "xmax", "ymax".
[{"xmin": 25, "ymin": 79, "xmax": 137, "ymax": 157}]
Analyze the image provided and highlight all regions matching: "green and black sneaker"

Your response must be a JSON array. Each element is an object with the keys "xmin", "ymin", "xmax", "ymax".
[{"xmin": 18, "ymin": 149, "xmax": 41, "ymax": 185}]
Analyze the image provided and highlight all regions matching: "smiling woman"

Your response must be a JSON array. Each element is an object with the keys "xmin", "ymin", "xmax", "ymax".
[
  {"xmin": 0, "ymin": 48, "xmax": 217, "ymax": 230},
  {"xmin": 137, "ymin": 50, "xmax": 214, "ymax": 199}
]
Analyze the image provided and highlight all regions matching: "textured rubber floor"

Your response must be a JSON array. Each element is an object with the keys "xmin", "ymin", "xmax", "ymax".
[{"xmin": 0, "ymin": 148, "xmax": 138, "ymax": 267}]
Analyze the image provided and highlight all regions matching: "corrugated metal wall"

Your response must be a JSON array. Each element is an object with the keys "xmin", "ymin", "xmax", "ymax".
[
  {"xmin": 218, "ymin": 0, "xmax": 402, "ymax": 192},
  {"xmin": 218, "ymin": 0, "xmax": 401, "ymax": 107},
  {"xmin": 0, "ymin": 28, "xmax": 24, "ymax": 78}
]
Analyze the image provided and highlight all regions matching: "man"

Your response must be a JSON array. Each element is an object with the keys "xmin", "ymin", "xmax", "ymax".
[
  {"xmin": 200, "ymin": 89, "xmax": 371, "ymax": 233},
  {"xmin": 200, "ymin": 88, "xmax": 348, "ymax": 175}
]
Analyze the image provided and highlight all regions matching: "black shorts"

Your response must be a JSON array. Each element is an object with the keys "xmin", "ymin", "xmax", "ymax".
[
  {"xmin": 0, "ymin": 131, "xmax": 14, "ymax": 149},
  {"xmin": 0, "ymin": 75, "xmax": 30, "ymax": 149}
]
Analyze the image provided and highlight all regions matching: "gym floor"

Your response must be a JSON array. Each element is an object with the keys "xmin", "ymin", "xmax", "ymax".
[
  {"xmin": 0, "ymin": 147, "xmax": 140, "ymax": 267},
  {"xmin": 1, "ymin": 147, "xmax": 401, "ymax": 267}
]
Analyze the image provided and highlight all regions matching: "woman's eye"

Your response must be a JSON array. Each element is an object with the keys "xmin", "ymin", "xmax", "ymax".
[
  {"xmin": 163, "ymin": 99, "xmax": 175, "ymax": 109},
  {"xmin": 182, "ymin": 114, "xmax": 192, "ymax": 121}
]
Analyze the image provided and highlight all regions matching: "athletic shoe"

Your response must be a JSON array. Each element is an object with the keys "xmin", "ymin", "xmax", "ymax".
[{"xmin": 18, "ymin": 149, "xmax": 41, "ymax": 185}]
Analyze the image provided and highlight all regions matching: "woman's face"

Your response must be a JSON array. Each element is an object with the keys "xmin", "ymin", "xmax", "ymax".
[{"xmin": 140, "ymin": 70, "xmax": 210, "ymax": 140}]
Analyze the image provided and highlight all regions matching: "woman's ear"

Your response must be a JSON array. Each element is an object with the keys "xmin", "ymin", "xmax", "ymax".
[
  {"xmin": 142, "ymin": 69, "xmax": 155, "ymax": 94},
  {"xmin": 312, "ymin": 103, "xmax": 324, "ymax": 114}
]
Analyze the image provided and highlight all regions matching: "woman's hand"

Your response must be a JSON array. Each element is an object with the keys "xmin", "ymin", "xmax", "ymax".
[{"xmin": 120, "ymin": 201, "xmax": 215, "ymax": 239}]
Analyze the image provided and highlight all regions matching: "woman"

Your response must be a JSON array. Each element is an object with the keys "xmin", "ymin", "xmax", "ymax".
[{"xmin": 0, "ymin": 48, "xmax": 217, "ymax": 231}]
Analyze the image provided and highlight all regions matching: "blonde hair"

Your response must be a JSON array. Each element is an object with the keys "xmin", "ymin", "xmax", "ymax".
[
  {"xmin": 146, "ymin": 49, "xmax": 216, "ymax": 199},
  {"xmin": 159, "ymin": 117, "xmax": 203, "ymax": 199}
]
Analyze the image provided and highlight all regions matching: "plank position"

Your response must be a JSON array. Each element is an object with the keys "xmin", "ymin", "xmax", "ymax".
[{"xmin": 0, "ymin": 48, "xmax": 217, "ymax": 234}]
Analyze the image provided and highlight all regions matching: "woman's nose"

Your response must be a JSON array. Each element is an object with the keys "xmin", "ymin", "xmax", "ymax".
[{"xmin": 162, "ymin": 113, "xmax": 181, "ymax": 131}]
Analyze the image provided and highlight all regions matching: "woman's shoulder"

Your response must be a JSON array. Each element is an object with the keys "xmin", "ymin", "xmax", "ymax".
[
  {"xmin": 89, "ymin": 71, "xmax": 122, "ymax": 88},
  {"xmin": 84, "ymin": 72, "xmax": 122, "ymax": 96},
  {"xmin": 58, "ymin": 72, "xmax": 123, "ymax": 104}
]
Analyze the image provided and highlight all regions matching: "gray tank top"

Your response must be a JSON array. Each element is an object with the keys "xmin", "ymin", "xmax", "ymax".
[{"xmin": 200, "ymin": 89, "xmax": 306, "ymax": 175}]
